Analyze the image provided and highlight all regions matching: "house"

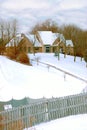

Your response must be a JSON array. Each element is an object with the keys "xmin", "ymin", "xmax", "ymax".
[
  {"xmin": 6, "ymin": 33, "xmax": 33, "ymax": 53},
  {"xmin": 66, "ymin": 40, "xmax": 74, "ymax": 55},
  {"xmin": 35, "ymin": 31, "xmax": 66, "ymax": 53},
  {"xmin": 6, "ymin": 32, "xmax": 74, "ymax": 55},
  {"xmin": 36, "ymin": 31, "xmax": 58, "ymax": 52}
]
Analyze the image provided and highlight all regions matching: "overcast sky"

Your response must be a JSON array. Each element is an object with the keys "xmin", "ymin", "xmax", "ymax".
[{"xmin": 0, "ymin": 0, "xmax": 87, "ymax": 33}]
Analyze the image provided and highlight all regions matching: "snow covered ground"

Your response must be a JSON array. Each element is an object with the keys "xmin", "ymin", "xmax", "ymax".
[
  {"xmin": 0, "ymin": 53, "xmax": 87, "ymax": 130},
  {"xmin": 24, "ymin": 114, "xmax": 87, "ymax": 130},
  {"xmin": 0, "ymin": 53, "xmax": 87, "ymax": 101},
  {"xmin": 29, "ymin": 53, "xmax": 87, "ymax": 79}
]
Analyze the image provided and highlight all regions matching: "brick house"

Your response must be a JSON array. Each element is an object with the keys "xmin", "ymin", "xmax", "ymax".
[
  {"xmin": 6, "ymin": 33, "xmax": 33, "ymax": 53},
  {"xmin": 6, "ymin": 32, "xmax": 74, "ymax": 55}
]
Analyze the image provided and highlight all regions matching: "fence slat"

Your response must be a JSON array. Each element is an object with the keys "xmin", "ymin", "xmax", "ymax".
[{"xmin": 0, "ymin": 92, "xmax": 87, "ymax": 130}]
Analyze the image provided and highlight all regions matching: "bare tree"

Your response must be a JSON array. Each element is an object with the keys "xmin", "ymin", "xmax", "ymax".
[
  {"xmin": 30, "ymin": 19, "xmax": 60, "ymax": 34},
  {"xmin": 11, "ymin": 19, "xmax": 18, "ymax": 38},
  {"xmin": 6, "ymin": 22, "xmax": 11, "ymax": 42},
  {"xmin": 0, "ymin": 22, "xmax": 4, "ymax": 40},
  {"xmin": 84, "ymin": 49, "xmax": 87, "ymax": 67},
  {"xmin": 0, "ymin": 19, "xmax": 18, "ymax": 55},
  {"xmin": 0, "ymin": 20, "xmax": 5, "ymax": 55},
  {"xmin": 61, "ymin": 24, "xmax": 87, "ymax": 61}
]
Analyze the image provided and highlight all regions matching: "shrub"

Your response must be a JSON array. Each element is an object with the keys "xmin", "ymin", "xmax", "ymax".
[
  {"xmin": 17, "ymin": 52, "xmax": 31, "ymax": 65},
  {"xmin": 6, "ymin": 47, "xmax": 31, "ymax": 65},
  {"xmin": 6, "ymin": 47, "xmax": 19, "ymax": 60},
  {"xmin": 0, "ymin": 115, "xmax": 3, "ymax": 130}
]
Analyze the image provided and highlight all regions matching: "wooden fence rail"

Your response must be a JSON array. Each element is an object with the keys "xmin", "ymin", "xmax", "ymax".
[
  {"xmin": 0, "ymin": 92, "xmax": 87, "ymax": 130},
  {"xmin": 31, "ymin": 59, "xmax": 87, "ymax": 83}
]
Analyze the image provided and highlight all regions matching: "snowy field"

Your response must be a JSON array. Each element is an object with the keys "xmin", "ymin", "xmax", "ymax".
[{"xmin": 0, "ymin": 53, "xmax": 87, "ymax": 101}]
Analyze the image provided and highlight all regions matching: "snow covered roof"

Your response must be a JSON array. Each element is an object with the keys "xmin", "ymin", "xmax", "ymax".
[
  {"xmin": 27, "ymin": 34, "xmax": 42, "ymax": 47},
  {"xmin": 25, "ymin": 32, "xmax": 65, "ymax": 47},
  {"xmin": 6, "ymin": 34, "xmax": 23, "ymax": 47},
  {"xmin": 66, "ymin": 40, "xmax": 73, "ymax": 47},
  {"xmin": 26, "ymin": 34, "xmax": 35, "ymax": 43},
  {"xmin": 34, "ymin": 39, "xmax": 42, "ymax": 47},
  {"xmin": 37, "ymin": 31, "xmax": 57, "ymax": 45},
  {"xmin": 60, "ymin": 34, "xmax": 66, "ymax": 43},
  {"xmin": 53, "ymin": 33, "xmax": 66, "ymax": 44}
]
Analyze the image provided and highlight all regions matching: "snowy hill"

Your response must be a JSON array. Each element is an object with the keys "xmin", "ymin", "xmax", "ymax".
[{"xmin": 0, "ymin": 53, "xmax": 87, "ymax": 101}]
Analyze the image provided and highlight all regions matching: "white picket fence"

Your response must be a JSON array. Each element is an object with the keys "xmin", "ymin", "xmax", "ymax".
[{"xmin": 0, "ymin": 92, "xmax": 87, "ymax": 130}]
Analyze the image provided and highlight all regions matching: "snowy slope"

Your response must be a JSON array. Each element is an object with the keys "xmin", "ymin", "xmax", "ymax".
[
  {"xmin": 0, "ymin": 53, "xmax": 87, "ymax": 101},
  {"xmin": 29, "ymin": 53, "xmax": 87, "ymax": 79}
]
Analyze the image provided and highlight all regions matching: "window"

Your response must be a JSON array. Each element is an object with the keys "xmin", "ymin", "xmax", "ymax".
[
  {"xmin": 35, "ymin": 47, "xmax": 39, "ymax": 50},
  {"xmin": 28, "ymin": 47, "xmax": 30, "ymax": 52}
]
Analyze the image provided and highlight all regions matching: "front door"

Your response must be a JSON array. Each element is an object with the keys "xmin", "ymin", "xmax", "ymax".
[{"xmin": 45, "ymin": 45, "xmax": 50, "ymax": 52}]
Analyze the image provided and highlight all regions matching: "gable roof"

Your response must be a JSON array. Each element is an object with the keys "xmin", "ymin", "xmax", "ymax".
[
  {"xmin": 27, "ymin": 34, "xmax": 42, "ymax": 47},
  {"xmin": 26, "ymin": 34, "xmax": 35, "ymax": 44},
  {"xmin": 6, "ymin": 34, "xmax": 34, "ymax": 48},
  {"xmin": 6, "ymin": 34, "xmax": 23, "ymax": 47},
  {"xmin": 37, "ymin": 31, "xmax": 57, "ymax": 45},
  {"xmin": 66, "ymin": 40, "xmax": 73, "ymax": 47},
  {"xmin": 55, "ymin": 33, "xmax": 65, "ymax": 43},
  {"xmin": 18, "ymin": 34, "xmax": 33, "ymax": 48},
  {"xmin": 60, "ymin": 34, "xmax": 66, "ymax": 43}
]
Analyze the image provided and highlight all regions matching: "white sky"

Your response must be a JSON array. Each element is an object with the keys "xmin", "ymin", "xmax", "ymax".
[{"xmin": 0, "ymin": 0, "xmax": 87, "ymax": 33}]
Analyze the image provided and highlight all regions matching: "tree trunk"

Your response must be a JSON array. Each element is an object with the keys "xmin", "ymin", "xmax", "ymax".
[{"xmin": 74, "ymin": 55, "xmax": 76, "ymax": 62}]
